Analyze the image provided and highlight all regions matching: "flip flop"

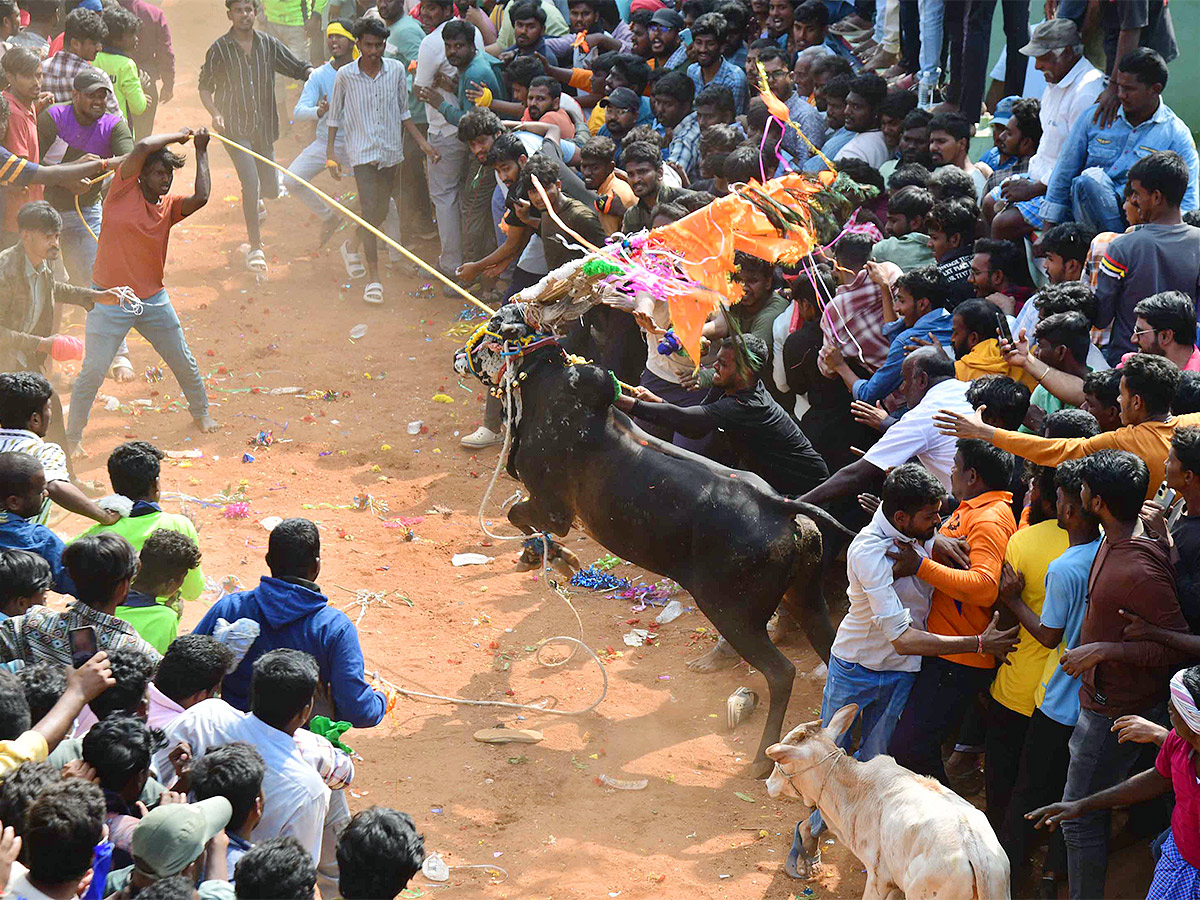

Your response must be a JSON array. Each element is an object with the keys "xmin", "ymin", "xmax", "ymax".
[
  {"xmin": 473, "ymin": 726, "xmax": 544, "ymax": 744},
  {"xmin": 245, "ymin": 248, "xmax": 268, "ymax": 276},
  {"xmin": 363, "ymin": 282, "xmax": 384, "ymax": 305},
  {"xmin": 340, "ymin": 239, "xmax": 366, "ymax": 279},
  {"xmin": 785, "ymin": 822, "xmax": 821, "ymax": 880}
]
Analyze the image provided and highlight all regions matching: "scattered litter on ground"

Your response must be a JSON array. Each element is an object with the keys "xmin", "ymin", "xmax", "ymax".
[
  {"xmin": 349, "ymin": 324, "xmax": 368, "ymax": 339},
  {"xmin": 655, "ymin": 600, "xmax": 684, "ymax": 624},
  {"xmin": 622, "ymin": 628, "xmax": 655, "ymax": 647},
  {"xmin": 452, "ymin": 553, "xmax": 492, "ymax": 566},
  {"xmin": 597, "ymin": 774, "xmax": 648, "ymax": 791}
]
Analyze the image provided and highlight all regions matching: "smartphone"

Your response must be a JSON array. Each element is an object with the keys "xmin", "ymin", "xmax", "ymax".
[
  {"xmin": 995, "ymin": 309, "xmax": 1013, "ymax": 345},
  {"xmin": 69, "ymin": 626, "xmax": 98, "ymax": 669}
]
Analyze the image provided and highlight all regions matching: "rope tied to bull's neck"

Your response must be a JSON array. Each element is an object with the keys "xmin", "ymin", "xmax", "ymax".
[{"xmin": 782, "ymin": 746, "xmax": 847, "ymax": 809}]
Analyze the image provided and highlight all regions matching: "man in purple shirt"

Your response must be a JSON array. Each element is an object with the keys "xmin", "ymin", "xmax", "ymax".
[{"xmin": 117, "ymin": 0, "xmax": 174, "ymax": 136}]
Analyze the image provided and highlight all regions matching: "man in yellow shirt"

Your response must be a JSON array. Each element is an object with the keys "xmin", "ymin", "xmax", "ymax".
[{"xmin": 985, "ymin": 464, "xmax": 1069, "ymax": 832}]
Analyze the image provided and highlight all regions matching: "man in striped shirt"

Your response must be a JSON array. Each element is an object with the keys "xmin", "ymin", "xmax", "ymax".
[
  {"xmin": 198, "ymin": 0, "xmax": 312, "ymax": 279},
  {"xmin": 326, "ymin": 16, "xmax": 439, "ymax": 306}
]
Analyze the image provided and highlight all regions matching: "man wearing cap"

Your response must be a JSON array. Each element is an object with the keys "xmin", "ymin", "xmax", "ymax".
[
  {"xmin": 37, "ymin": 69, "xmax": 133, "ymax": 286},
  {"xmin": 648, "ymin": 8, "xmax": 686, "ymax": 70},
  {"xmin": 1041, "ymin": 47, "xmax": 1197, "ymax": 235},
  {"xmin": 40, "ymin": 8, "xmax": 118, "ymax": 113},
  {"xmin": 596, "ymin": 86, "xmax": 640, "ymax": 164},
  {"xmin": 987, "ymin": 19, "xmax": 1104, "ymax": 243},
  {"xmin": 106, "ymin": 797, "xmax": 237, "ymax": 898}
]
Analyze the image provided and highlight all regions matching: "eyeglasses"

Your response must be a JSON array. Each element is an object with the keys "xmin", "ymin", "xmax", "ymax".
[{"xmin": 1131, "ymin": 327, "xmax": 1158, "ymax": 339}]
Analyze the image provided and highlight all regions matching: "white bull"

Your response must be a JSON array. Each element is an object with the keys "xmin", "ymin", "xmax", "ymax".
[{"xmin": 765, "ymin": 703, "xmax": 1011, "ymax": 900}]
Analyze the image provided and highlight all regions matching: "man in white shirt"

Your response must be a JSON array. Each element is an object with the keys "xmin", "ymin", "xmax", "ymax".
[
  {"xmin": 414, "ymin": 0, "xmax": 486, "ymax": 279},
  {"xmin": 988, "ymin": 19, "xmax": 1104, "ymax": 242},
  {"xmin": 787, "ymin": 462, "xmax": 1020, "ymax": 880},
  {"xmin": 833, "ymin": 72, "xmax": 890, "ymax": 169}
]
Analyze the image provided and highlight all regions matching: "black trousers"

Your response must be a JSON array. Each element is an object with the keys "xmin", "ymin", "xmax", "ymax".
[
  {"xmin": 958, "ymin": 0, "xmax": 1029, "ymax": 119},
  {"xmin": 351, "ymin": 163, "xmax": 401, "ymax": 271},
  {"xmin": 888, "ymin": 655, "xmax": 996, "ymax": 784},
  {"xmin": 985, "ymin": 696, "xmax": 1031, "ymax": 831},
  {"xmin": 1001, "ymin": 707, "xmax": 1074, "ymax": 891}
]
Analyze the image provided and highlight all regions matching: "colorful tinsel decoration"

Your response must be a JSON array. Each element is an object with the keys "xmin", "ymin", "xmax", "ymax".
[
  {"xmin": 223, "ymin": 501, "xmax": 251, "ymax": 519},
  {"xmin": 570, "ymin": 566, "xmax": 631, "ymax": 591},
  {"xmin": 251, "ymin": 429, "xmax": 273, "ymax": 448}
]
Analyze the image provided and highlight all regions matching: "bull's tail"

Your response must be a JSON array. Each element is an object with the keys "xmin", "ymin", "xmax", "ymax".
[
  {"xmin": 962, "ymin": 816, "xmax": 1011, "ymax": 900},
  {"xmin": 777, "ymin": 498, "xmax": 859, "ymax": 540}
]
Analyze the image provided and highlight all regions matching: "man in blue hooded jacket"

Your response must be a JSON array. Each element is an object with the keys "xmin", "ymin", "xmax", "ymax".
[{"xmin": 193, "ymin": 517, "xmax": 386, "ymax": 728}]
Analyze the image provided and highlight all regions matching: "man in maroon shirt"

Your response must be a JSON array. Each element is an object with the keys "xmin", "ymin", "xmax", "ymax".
[
  {"xmin": 118, "ymin": 0, "xmax": 174, "ymax": 136},
  {"xmin": 1050, "ymin": 448, "xmax": 1188, "ymax": 900}
]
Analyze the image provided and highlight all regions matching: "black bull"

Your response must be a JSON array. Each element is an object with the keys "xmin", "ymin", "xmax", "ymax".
[{"xmin": 454, "ymin": 306, "xmax": 851, "ymax": 773}]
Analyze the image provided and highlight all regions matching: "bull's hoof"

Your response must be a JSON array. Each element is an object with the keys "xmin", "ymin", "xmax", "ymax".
[{"xmin": 686, "ymin": 640, "xmax": 740, "ymax": 673}]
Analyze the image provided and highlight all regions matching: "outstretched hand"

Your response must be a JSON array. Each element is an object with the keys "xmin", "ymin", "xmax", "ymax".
[{"xmin": 932, "ymin": 406, "xmax": 994, "ymax": 441}]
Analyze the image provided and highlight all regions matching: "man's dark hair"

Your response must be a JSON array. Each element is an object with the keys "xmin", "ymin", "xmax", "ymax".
[
  {"xmin": 0, "ymin": 761, "xmax": 60, "ymax": 836},
  {"xmin": 928, "ymin": 110, "xmax": 971, "ymax": 142},
  {"xmin": 889, "ymin": 185, "xmax": 933, "ymax": 221},
  {"xmin": 520, "ymin": 154, "xmax": 560, "ymax": 199},
  {"xmin": 0, "ymin": 548, "xmax": 50, "ymax": 612},
  {"xmin": 101, "ymin": 5, "xmax": 139, "ymax": 40},
  {"xmin": 352, "ymin": 9, "xmax": 389, "ymax": 37},
  {"xmin": 1134, "ymin": 290, "xmax": 1197, "ymax": 347},
  {"xmin": 900, "ymin": 107, "xmax": 932, "ymax": 131},
  {"xmin": 716, "ymin": 0, "xmax": 746, "ymax": 33},
  {"xmin": 0, "ymin": 371, "xmax": 53, "ymax": 429},
  {"xmin": 811, "ymin": 52, "xmax": 852, "ymax": 81},
  {"xmin": 1117, "ymin": 46, "xmax": 1169, "ymax": 89},
  {"xmin": 16, "ymin": 661, "xmax": 65, "ymax": 723},
  {"xmin": 1039, "ymin": 223, "xmax": 1094, "ymax": 265},
  {"xmin": 700, "ymin": 123, "xmax": 741, "ymax": 154},
  {"xmin": 1174, "ymin": 371, "xmax": 1200, "ymax": 416},
  {"xmin": 628, "ymin": 8, "xmax": 653, "ymax": 29},
  {"xmin": 138, "ymin": 528, "xmax": 201, "ymax": 594},
  {"xmin": 821, "ymin": 71, "xmax": 853, "ymax": 103},
  {"xmin": 1055, "ymin": 456, "xmax": 1086, "ymax": 501},
  {"xmin": 337, "ymin": 807, "xmax": 426, "ymax": 899},
  {"xmin": 509, "ymin": 0, "xmax": 547, "ymax": 24},
  {"xmin": 191, "ymin": 742, "xmax": 266, "ymax": 832},
  {"xmin": 880, "ymin": 89, "xmax": 917, "ymax": 121},
  {"xmin": 690, "ymin": 10, "xmax": 726, "ymax": 40},
  {"xmin": 957, "ymin": 438, "xmax": 1014, "ymax": 492},
  {"xmin": 441, "ymin": 17, "xmax": 475, "ymax": 44},
  {"xmin": 64, "ymin": 6, "xmax": 106, "ymax": 43},
  {"xmin": 1122, "ymin": 352, "xmax": 1181, "ymax": 416},
  {"xmin": 25, "ymin": 780, "xmax": 105, "ymax": 885},
  {"xmin": 62, "ymin": 533, "xmax": 139, "ymax": 609},
  {"xmin": 107, "ymin": 440, "xmax": 164, "ymax": 499},
  {"xmin": 16, "ymin": 201, "xmax": 61, "ymax": 234},
  {"xmin": 895, "ymin": 265, "xmax": 949, "ymax": 310},
  {"xmin": 927, "ymin": 166, "xmax": 976, "ymax": 203},
  {"xmin": 487, "ymin": 131, "xmax": 528, "ymax": 166},
  {"xmin": 1083, "ymin": 367, "xmax": 1121, "ymax": 411},
  {"xmin": 623, "ymin": 140, "xmax": 663, "ymax": 170},
  {"xmin": 609, "ymin": 53, "xmax": 651, "ymax": 94},
  {"xmin": 622, "ymin": 123, "xmax": 665, "ymax": 151},
  {"xmin": 88, "ymin": 646, "xmax": 156, "ymax": 721},
  {"xmin": 966, "ymin": 374, "xmax": 1031, "ymax": 432},
  {"xmin": 833, "ymin": 231, "xmax": 873, "ymax": 267},
  {"xmin": 1044, "ymin": 408, "xmax": 1100, "ymax": 439},
  {"xmin": 0, "ymin": 669, "xmax": 30, "ymax": 740},
  {"xmin": 506, "ymin": 54, "xmax": 545, "ymax": 89},
  {"xmin": 722, "ymin": 144, "xmax": 761, "ymax": 183},
  {"xmin": 695, "ymin": 83, "xmax": 736, "ymax": 118},
  {"xmin": 235, "ymin": 836, "xmax": 317, "ymax": 900},
  {"xmin": 1080, "ymin": 449, "xmax": 1149, "ymax": 521},
  {"xmin": 1, "ymin": 46, "xmax": 39, "ymax": 77},
  {"xmin": 137, "ymin": 876, "xmax": 198, "ymax": 900},
  {"xmin": 1038, "ymin": 281, "xmax": 1097, "ymax": 323},
  {"xmin": 833, "ymin": 157, "xmax": 884, "ymax": 195},
  {"xmin": 155, "ymin": 634, "xmax": 233, "ymax": 704},
  {"xmin": 1007, "ymin": 97, "xmax": 1042, "ymax": 147},
  {"xmin": 887, "ymin": 162, "xmax": 931, "ymax": 192},
  {"xmin": 1127, "ymin": 150, "xmax": 1189, "ymax": 208},
  {"xmin": 1035, "ymin": 311, "xmax": 1092, "ymax": 366},
  {"xmin": 250, "ymin": 649, "xmax": 319, "ymax": 730},
  {"xmin": 880, "ymin": 462, "xmax": 945, "ymax": 521},
  {"xmin": 973, "ymin": 237, "xmax": 1027, "ymax": 286},
  {"xmin": 265, "ymin": 518, "xmax": 320, "ymax": 578},
  {"xmin": 1172, "ymin": 425, "xmax": 1200, "ymax": 477},
  {"xmin": 0, "ymin": 451, "xmax": 41, "ymax": 502},
  {"xmin": 580, "ymin": 134, "xmax": 616, "ymax": 163},
  {"xmin": 926, "ymin": 198, "xmax": 975, "ymax": 242},
  {"xmin": 529, "ymin": 74, "xmax": 561, "ymax": 99},
  {"xmin": 652, "ymin": 68, "xmax": 694, "ymax": 105},
  {"xmin": 954, "ymin": 299, "xmax": 1000, "ymax": 344},
  {"xmin": 144, "ymin": 146, "xmax": 186, "ymax": 173},
  {"xmin": 847, "ymin": 71, "xmax": 887, "ymax": 109},
  {"xmin": 1185, "ymin": 210, "xmax": 1200, "ymax": 227},
  {"xmin": 82, "ymin": 714, "xmax": 165, "ymax": 793},
  {"xmin": 757, "ymin": 45, "xmax": 790, "ymax": 68},
  {"xmin": 456, "ymin": 107, "xmax": 504, "ymax": 143},
  {"xmin": 794, "ymin": 0, "xmax": 827, "ymax": 25}
]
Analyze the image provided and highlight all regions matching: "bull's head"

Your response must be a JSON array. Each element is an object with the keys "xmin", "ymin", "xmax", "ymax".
[
  {"xmin": 764, "ymin": 703, "xmax": 858, "ymax": 804},
  {"xmin": 453, "ymin": 304, "xmax": 537, "ymax": 387}
]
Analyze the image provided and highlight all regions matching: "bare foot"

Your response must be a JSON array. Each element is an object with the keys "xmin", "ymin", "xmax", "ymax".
[
  {"xmin": 194, "ymin": 414, "xmax": 221, "ymax": 434},
  {"xmin": 67, "ymin": 441, "xmax": 88, "ymax": 460},
  {"xmin": 108, "ymin": 356, "xmax": 135, "ymax": 383},
  {"xmin": 767, "ymin": 610, "xmax": 802, "ymax": 645},
  {"xmin": 686, "ymin": 638, "xmax": 740, "ymax": 673}
]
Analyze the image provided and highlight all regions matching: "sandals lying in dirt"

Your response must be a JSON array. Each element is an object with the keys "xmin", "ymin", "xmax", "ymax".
[
  {"xmin": 107, "ymin": 355, "xmax": 135, "ymax": 382},
  {"xmin": 473, "ymin": 726, "xmax": 544, "ymax": 744},
  {"xmin": 363, "ymin": 282, "xmax": 383, "ymax": 305},
  {"xmin": 245, "ymin": 248, "xmax": 268, "ymax": 277},
  {"xmin": 341, "ymin": 240, "xmax": 366, "ymax": 279}
]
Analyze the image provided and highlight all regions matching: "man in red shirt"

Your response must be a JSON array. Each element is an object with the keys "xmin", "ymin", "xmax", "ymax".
[
  {"xmin": 66, "ymin": 128, "xmax": 218, "ymax": 457},
  {"xmin": 0, "ymin": 46, "xmax": 51, "ymax": 244}
]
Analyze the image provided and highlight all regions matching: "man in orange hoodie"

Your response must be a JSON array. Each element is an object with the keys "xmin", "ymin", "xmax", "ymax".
[{"xmin": 884, "ymin": 437, "xmax": 1018, "ymax": 784}]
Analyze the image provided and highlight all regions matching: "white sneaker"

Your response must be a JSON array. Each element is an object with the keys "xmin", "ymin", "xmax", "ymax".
[{"xmin": 460, "ymin": 426, "xmax": 502, "ymax": 448}]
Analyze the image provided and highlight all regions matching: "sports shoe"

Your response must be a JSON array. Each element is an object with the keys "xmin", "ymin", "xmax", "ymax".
[{"xmin": 460, "ymin": 426, "xmax": 503, "ymax": 448}]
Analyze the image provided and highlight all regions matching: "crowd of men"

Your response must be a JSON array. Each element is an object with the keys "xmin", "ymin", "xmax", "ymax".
[{"xmin": 0, "ymin": 0, "xmax": 1196, "ymax": 895}]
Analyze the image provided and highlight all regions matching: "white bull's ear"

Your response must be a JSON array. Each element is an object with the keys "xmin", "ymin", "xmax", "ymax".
[
  {"xmin": 824, "ymin": 703, "xmax": 859, "ymax": 741},
  {"xmin": 766, "ymin": 742, "xmax": 799, "ymax": 762}
]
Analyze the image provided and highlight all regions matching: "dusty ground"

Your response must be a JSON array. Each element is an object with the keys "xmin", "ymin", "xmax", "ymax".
[{"xmin": 40, "ymin": 1, "xmax": 868, "ymax": 897}]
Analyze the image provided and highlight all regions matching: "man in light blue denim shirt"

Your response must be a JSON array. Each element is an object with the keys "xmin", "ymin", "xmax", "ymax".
[{"xmin": 1042, "ymin": 47, "xmax": 1197, "ymax": 234}]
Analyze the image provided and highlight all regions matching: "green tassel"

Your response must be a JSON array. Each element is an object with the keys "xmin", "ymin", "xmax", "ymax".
[{"xmin": 582, "ymin": 258, "xmax": 625, "ymax": 277}]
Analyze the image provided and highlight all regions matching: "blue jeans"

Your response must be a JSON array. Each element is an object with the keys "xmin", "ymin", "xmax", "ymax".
[
  {"xmin": 67, "ymin": 289, "xmax": 210, "ymax": 443},
  {"xmin": 59, "ymin": 202, "xmax": 101, "ymax": 286},
  {"xmin": 1070, "ymin": 167, "xmax": 1125, "ymax": 234},
  {"xmin": 807, "ymin": 656, "xmax": 916, "ymax": 837},
  {"xmin": 916, "ymin": 0, "xmax": 944, "ymax": 88},
  {"xmin": 1060, "ymin": 703, "xmax": 1166, "ymax": 900}
]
